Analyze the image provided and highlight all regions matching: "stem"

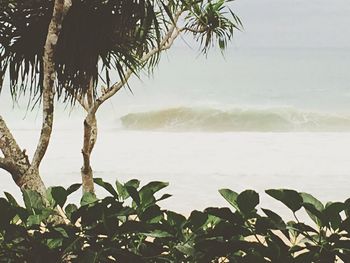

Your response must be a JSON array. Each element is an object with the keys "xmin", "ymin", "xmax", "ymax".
[{"xmin": 81, "ymin": 112, "xmax": 97, "ymax": 193}]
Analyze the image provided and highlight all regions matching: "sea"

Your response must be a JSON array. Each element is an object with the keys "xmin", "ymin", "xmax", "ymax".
[{"xmin": 1, "ymin": 47, "xmax": 350, "ymax": 217}]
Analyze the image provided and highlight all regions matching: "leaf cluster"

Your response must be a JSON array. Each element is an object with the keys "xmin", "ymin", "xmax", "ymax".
[
  {"xmin": 0, "ymin": 0, "xmax": 168, "ymax": 102},
  {"xmin": 0, "ymin": 0, "xmax": 241, "ymax": 104},
  {"xmin": 4, "ymin": 181, "xmax": 348, "ymax": 262}
]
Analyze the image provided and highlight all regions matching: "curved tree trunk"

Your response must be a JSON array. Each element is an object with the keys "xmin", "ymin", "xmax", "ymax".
[{"xmin": 81, "ymin": 113, "xmax": 97, "ymax": 193}]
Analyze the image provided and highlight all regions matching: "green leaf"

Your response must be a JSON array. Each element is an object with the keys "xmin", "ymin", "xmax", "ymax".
[
  {"xmin": 54, "ymin": 227, "xmax": 69, "ymax": 238},
  {"xmin": 65, "ymin": 204, "xmax": 78, "ymax": 221},
  {"xmin": 139, "ymin": 182, "xmax": 169, "ymax": 207},
  {"xmin": 156, "ymin": 193, "xmax": 172, "ymax": 202},
  {"xmin": 116, "ymin": 179, "xmax": 140, "ymax": 200},
  {"xmin": 46, "ymin": 238, "xmax": 63, "ymax": 249},
  {"xmin": 126, "ymin": 186, "xmax": 140, "ymax": 206},
  {"xmin": 262, "ymin": 208, "xmax": 286, "ymax": 228},
  {"xmin": 300, "ymin": 192, "xmax": 324, "ymax": 211},
  {"xmin": 116, "ymin": 180, "xmax": 128, "ymax": 199},
  {"xmin": 287, "ymin": 222, "xmax": 317, "ymax": 234},
  {"xmin": 22, "ymin": 190, "xmax": 44, "ymax": 213},
  {"xmin": 175, "ymin": 244, "xmax": 195, "ymax": 256},
  {"xmin": 66, "ymin": 183, "xmax": 81, "ymax": 195},
  {"xmin": 324, "ymin": 202, "xmax": 344, "ymax": 230},
  {"xmin": 142, "ymin": 229, "xmax": 172, "ymax": 238},
  {"xmin": 236, "ymin": 190, "xmax": 259, "ymax": 214},
  {"xmin": 4, "ymin": 192, "xmax": 19, "ymax": 207},
  {"xmin": 0, "ymin": 198, "xmax": 15, "ymax": 227},
  {"xmin": 300, "ymin": 192, "xmax": 324, "ymax": 227},
  {"xmin": 125, "ymin": 179, "xmax": 141, "ymax": 189},
  {"xmin": 47, "ymin": 186, "xmax": 67, "ymax": 207},
  {"xmin": 94, "ymin": 178, "xmax": 118, "ymax": 197},
  {"xmin": 218, "ymin": 188, "xmax": 239, "ymax": 210},
  {"xmin": 302, "ymin": 203, "xmax": 325, "ymax": 227},
  {"xmin": 186, "ymin": 210, "xmax": 208, "ymax": 230},
  {"xmin": 80, "ymin": 192, "xmax": 98, "ymax": 206},
  {"xmin": 344, "ymin": 198, "xmax": 350, "ymax": 217},
  {"xmin": 27, "ymin": 213, "xmax": 49, "ymax": 226},
  {"xmin": 265, "ymin": 189, "xmax": 303, "ymax": 212},
  {"xmin": 166, "ymin": 211, "xmax": 186, "ymax": 227},
  {"xmin": 139, "ymin": 181, "xmax": 169, "ymax": 195},
  {"xmin": 140, "ymin": 205, "xmax": 162, "ymax": 222}
]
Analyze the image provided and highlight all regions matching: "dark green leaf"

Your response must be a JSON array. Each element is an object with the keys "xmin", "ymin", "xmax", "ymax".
[
  {"xmin": 219, "ymin": 188, "xmax": 239, "ymax": 210},
  {"xmin": 126, "ymin": 186, "xmax": 140, "ymax": 206},
  {"xmin": 47, "ymin": 186, "xmax": 67, "ymax": 207},
  {"xmin": 236, "ymin": 190, "xmax": 259, "ymax": 214},
  {"xmin": 66, "ymin": 183, "xmax": 82, "ymax": 195},
  {"xmin": 80, "ymin": 192, "xmax": 98, "ymax": 206},
  {"xmin": 266, "ymin": 189, "xmax": 303, "ymax": 212},
  {"xmin": 94, "ymin": 178, "xmax": 118, "ymax": 197},
  {"xmin": 4, "ymin": 192, "xmax": 19, "ymax": 207},
  {"xmin": 65, "ymin": 204, "xmax": 78, "ymax": 221},
  {"xmin": 324, "ymin": 202, "xmax": 344, "ymax": 230}
]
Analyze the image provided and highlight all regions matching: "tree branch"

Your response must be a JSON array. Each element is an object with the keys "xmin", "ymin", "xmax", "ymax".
[
  {"xmin": 90, "ymin": 10, "xmax": 185, "ymax": 114},
  {"xmin": 0, "ymin": 157, "xmax": 20, "ymax": 176},
  {"xmin": 32, "ymin": 0, "xmax": 71, "ymax": 168},
  {"xmin": 0, "ymin": 116, "xmax": 24, "ymax": 159}
]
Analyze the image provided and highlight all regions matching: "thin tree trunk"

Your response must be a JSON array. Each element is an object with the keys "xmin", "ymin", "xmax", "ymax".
[
  {"xmin": 32, "ymin": 0, "xmax": 68, "ymax": 168},
  {"xmin": 81, "ymin": 113, "xmax": 97, "ymax": 193},
  {"xmin": 0, "ymin": 0, "xmax": 70, "ymax": 198},
  {"xmin": 20, "ymin": 0, "xmax": 69, "ymax": 196},
  {"xmin": 76, "ymin": 10, "xmax": 184, "ymax": 193}
]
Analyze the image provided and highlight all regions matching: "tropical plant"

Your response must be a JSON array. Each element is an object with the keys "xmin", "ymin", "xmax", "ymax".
[{"xmin": 0, "ymin": 179, "xmax": 349, "ymax": 262}]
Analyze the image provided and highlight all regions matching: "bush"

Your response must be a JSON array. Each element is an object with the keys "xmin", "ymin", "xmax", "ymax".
[{"xmin": 0, "ymin": 179, "xmax": 349, "ymax": 262}]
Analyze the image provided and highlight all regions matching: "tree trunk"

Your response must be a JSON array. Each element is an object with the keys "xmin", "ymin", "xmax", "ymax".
[
  {"xmin": 0, "ymin": 0, "xmax": 70, "ymax": 198},
  {"xmin": 0, "ymin": 116, "xmax": 46, "ymax": 196},
  {"xmin": 17, "ymin": 167, "xmax": 47, "ymax": 197},
  {"xmin": 81, "ymin": 113, "xmax": 97, "ymax": 193}
]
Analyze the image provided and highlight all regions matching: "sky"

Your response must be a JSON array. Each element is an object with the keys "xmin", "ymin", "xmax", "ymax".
[{"xmin": 228, "ymin": 0, "xmax": 350, "ymax": 48}]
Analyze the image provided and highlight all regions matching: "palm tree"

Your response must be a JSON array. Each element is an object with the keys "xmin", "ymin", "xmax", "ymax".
[{"xmin": 0, "ymin": 0, "xmax": 242, "ymax": 195}]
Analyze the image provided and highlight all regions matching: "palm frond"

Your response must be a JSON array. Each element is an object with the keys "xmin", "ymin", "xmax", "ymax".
[
  {"xmin": 0, "ymin": 0, "xmax": 241, "ymax": 104},
  {"xmin": 0, "ymin": 0, "xmax": 166, "ymax": 103},
  {"xmin": 183, "ymin": 0, "xmax": 242, "ymax": 54}
]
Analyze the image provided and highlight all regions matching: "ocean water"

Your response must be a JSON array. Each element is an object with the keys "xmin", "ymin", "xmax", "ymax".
[{"xmin": 1, "ymin": 47, "xmax": 350, "ymax": 216}]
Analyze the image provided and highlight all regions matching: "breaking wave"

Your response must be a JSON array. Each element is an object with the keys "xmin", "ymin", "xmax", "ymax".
[{"xmin": 120, "ymin": 106, "xmax": 350, "ymax": 132}]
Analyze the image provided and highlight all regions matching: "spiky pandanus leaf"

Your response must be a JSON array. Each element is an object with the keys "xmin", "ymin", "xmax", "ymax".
[
  {"xmin": 0, "ymin": 0, "xmax": 164, "ymax": 102},
  {"xmin": 183, "ymin": 0, "xmax": 242, "ymax": 54},
  {"xmin": 0, "ymin": 0, "xmax": 242, "ymax": 103}
]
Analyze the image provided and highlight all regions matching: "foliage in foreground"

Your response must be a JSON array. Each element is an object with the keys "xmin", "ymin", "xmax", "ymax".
[{"xmin": 0, "ymin": 179, "xmax": 350, "ymax": 262}]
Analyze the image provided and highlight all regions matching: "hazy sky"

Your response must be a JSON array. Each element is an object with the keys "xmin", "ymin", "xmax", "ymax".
[{"xmin": 230, "ymin": 0, "xmax": 350, "ymax": 48}]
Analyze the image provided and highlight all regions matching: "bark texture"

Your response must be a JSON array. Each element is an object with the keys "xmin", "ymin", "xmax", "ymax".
[
  {"xmin": 0, "ymin": 116, "xmax": 46, "ymax": 195},
  {"xmin": 32, "ymin": 0, "xmax": 68, "ymax": 168},
  {"xmin": 0, "ymin": 0, "xmax": 70, "ymax": 198},
  {"xmin": 81, "ymin": 113, "xmax": 97, "ymax": 193}
]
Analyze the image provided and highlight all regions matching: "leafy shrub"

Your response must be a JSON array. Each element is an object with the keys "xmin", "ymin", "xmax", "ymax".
[{"xmin": 0, "ymin": 179, "xmax": 349, "ymax": 262}]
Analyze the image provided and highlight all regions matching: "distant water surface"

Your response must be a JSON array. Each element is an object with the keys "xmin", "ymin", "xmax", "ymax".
[{"xmin": 1, "ymin": 47, "xmax": 350, "ymax": 217}]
